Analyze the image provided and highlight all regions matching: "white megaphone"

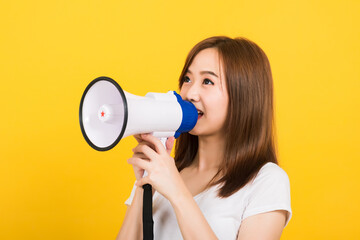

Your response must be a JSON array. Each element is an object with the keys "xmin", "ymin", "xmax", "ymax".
[{"xmin": 79, "ymin": 76, "xmax": 198, "ymax": 151}]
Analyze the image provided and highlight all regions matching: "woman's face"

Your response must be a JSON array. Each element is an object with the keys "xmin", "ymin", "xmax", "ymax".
[{"xmin": 180, "ymin": 48, "xmax": 229, "ymax": 137}]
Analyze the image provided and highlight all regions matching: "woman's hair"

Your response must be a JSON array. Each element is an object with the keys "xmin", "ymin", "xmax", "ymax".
[{"xmin": 174, "ymin": 36, "xmax": 278, "ymax": 198}]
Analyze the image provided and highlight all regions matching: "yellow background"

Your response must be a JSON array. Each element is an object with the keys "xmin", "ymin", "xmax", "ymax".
[{"xmin": 1, "ymin": 0, "xmax": 359, "ymax": 239}]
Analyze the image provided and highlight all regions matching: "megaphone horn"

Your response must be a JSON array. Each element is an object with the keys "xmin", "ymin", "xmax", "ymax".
[{"xmin": 79, "ymin": 76, "xmax": 198, "ymax": 151}]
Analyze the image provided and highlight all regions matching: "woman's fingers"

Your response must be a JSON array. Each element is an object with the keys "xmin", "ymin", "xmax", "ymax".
[
  {"xmin": 132, "ymin": 152, "xmax": 148, "ymax": 160},
  {"xmin": 134, "ymin": 134, "xmax": 175, "ymax": 156},
  {"xmin": 133, "ymin": 134, "xmax": 175, "ymax": 159},
  {"xmin": 165, "ymin": 137, "xmax": 175, "ymax": 155},
  {"xmin": 133, "ymin": 134, "xmax": 143, "ymax": 143},
  {"xmin": 136, "ymin": 176, "xmax": 151, "ymax": 187},
  {"xmin": 132, "ymin": 142, "xmax": 158, "ymax": 160},
  {"xmin": 127, "ymin": 157, "xmax": 151, "ymax": 171},
  {"xmin": 133, "ymin": 136, "xmax": 156, "ymax": 150},
  {"xmin": 140, "ymin": 134, "xmax": 166, "ymax": 155}
]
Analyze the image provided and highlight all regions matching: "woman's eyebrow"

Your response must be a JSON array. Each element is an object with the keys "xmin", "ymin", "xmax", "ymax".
[{"xmin": 186, "ymin": 69, "xmax": 219, "ymax": 78}]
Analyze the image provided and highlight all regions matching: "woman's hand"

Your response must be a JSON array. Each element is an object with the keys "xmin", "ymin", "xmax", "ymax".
[
  {"xmin": 127, "ymin": 134, "xmax": 184, "ymax": 201},
  {"xmin": 129, "ymin": 134, "xmax": 148, "ymax": 180}
]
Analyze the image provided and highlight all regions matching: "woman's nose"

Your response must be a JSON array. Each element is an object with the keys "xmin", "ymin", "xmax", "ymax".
[{"xmin": 185, "ymin": 84, "xmax": 200, "ymax": 102}]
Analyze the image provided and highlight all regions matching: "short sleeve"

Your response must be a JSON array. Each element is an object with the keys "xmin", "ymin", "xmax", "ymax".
[
  {"xmin": 242, "ymin": 163, "xmax": 292, "ymax": 227},
  {"xmin": 124, "ymin": 181, "xmax": 137, "ymax": 206}
]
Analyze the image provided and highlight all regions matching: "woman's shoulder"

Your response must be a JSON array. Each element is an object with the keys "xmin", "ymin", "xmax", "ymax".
[
  {"xmin": 214, "ymin": 162, "xmax": 290, "ymax": 200},
  {"xmin": 241, "ymin": 162, "xmax": 292, "ymax": 225},
  {"xmin": 241, "ymin": 162, "xmax": 291, "ymax": 202},
  {"xmin": 253, "ymin": 162, "xmax": 290, "ymax": 184}
]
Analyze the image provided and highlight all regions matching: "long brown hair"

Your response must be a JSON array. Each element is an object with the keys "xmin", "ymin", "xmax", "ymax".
[{"xmin": 174, "ymin": 36, "xmax": 277, "ymax": 197}]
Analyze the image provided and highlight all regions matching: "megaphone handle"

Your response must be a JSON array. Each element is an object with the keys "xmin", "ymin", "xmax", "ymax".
[
  {"xmin": 159, "ymin": 137, "xmax": 167, "ymax": 148},
  {"xmin": 142, "ymin": 137, "xmax": 167, "ymax": 240}
]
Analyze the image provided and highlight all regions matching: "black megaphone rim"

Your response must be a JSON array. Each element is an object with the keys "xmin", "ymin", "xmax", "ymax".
[{"xmin": 79, "ymin": 76, "xmax": 128, "ymax": 151}]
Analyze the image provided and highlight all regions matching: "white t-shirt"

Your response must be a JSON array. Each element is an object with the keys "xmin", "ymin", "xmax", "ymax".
[{"xmin": 125, "ymin": 162, "xmax": 292, "ymax": 240}]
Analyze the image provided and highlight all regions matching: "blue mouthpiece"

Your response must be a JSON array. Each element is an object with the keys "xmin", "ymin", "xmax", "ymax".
[{"xmin": 173, "ymin": 91, "xmax": 198, "ymax": 138}]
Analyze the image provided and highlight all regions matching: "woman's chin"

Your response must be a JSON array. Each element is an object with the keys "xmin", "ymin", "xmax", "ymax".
[
  {"xmin": 188, "ymin": 126, "xmax": 206, "ymax": 136},
  {"xmin": 188, "ymin": 128, "xmax": 200, "ymax": 136}
]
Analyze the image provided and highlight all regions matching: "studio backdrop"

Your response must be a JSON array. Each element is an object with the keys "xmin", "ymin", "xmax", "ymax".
[{"xmin": 0, "ymin": 0, "xmax": 359, "ymax": 239}]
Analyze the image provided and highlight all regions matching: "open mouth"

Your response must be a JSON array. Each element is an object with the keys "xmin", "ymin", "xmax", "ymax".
[{"xmin": 197, "ymin": 110, "xmax": 204, "ymax": 119}]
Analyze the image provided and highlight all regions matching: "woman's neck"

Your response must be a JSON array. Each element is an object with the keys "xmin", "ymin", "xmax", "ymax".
[{"xmin": 192, "ymin": 134, "xmax": 226, "ymax": 172}]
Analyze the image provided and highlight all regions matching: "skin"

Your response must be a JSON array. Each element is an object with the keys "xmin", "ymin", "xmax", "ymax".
[{"xmin": 117, "ymin": 48, "xmax": 287, "ymax": 240}]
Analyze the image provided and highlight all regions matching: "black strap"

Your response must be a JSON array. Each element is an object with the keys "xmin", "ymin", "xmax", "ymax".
[{"xmin": 143, "ymin": 184, "xmax": 153, "ymax": 240}]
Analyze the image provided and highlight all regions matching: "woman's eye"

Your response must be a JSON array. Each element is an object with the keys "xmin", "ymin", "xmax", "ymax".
[
  {"xmin": 183, "ymin": 76, "xmax": 191, "ymax": 83},
  {"xmin": 203, "ymin": 78, "xmax": 214, "ymax": 85}
]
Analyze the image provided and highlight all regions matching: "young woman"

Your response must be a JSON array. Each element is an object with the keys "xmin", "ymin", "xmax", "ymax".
[{"xmin": 117, "ymin": 36, "xmax": 292, "ymax": 239}]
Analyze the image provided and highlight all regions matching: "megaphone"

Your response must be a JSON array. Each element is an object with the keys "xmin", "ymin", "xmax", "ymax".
[
  {"xmin": 79, "ymin": 76, "xmax": 197, "ymax": 240},
  {"xmin": 79, "ymin": 76, "xmax": 198, "ymax": 151}
]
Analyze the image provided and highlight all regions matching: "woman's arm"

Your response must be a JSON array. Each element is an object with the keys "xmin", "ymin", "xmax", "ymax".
[
  {"xmin": 237, "ymin": 210, "xmax": 287, "ymax": 240},
  {"xmin": 116, "ymin": 134, "xmax": 151, "ymax": 240},
  {"xmin": 116, "ymin": 186, "xmax": 143, "ymax": 240},
  {"xmin": 169, "ymin": 181, "xmax": 218, "ymax": 240},
  {"xmin": 130, "ymin": 134, "xmax": 218, "ymax": 240}
]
